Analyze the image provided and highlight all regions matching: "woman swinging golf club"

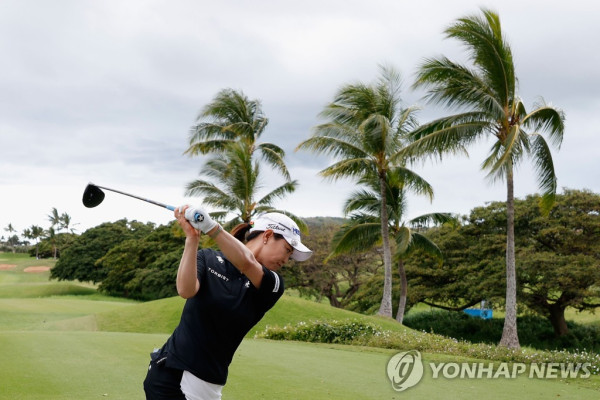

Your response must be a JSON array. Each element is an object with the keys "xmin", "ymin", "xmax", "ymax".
[{"xmin": 143, "ymin": 205, "xmax": 312, "ymax": 400}]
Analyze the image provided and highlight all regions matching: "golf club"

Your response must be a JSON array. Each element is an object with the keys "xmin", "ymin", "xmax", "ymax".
[{"xmin": 82, "ymin": 182, "xmax": 202, "ymax": 222}]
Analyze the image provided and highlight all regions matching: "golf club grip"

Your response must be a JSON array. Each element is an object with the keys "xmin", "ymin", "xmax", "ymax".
[
  {"xmin": 164, "ymin": 206, "xmax": 201, "ymax": 223},
  {"xmin": 147, "ymin": 204, "xmax": 201, "ymax": 222},
  {"xmin": 170, "ymin": 206, "xmax": 202, "ymax": 222}
]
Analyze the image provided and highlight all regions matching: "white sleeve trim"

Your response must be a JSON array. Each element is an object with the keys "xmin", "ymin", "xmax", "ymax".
[{"xmin": 271, "ymin": 271, "xmax": 280, "ymax": 293}]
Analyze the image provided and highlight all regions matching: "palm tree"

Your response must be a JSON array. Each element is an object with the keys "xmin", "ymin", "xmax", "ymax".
[
  {"xmin": 405, "ymin": 9, "xmax": 565, "ymax": 348},
  {"xmin": 185, "ymin": 88, "xmax": 292, "ymax": 180},
  {"xmin": 46, "ymin": 227, "xmax": 57, "ymax": 259},
  {"xmin": 186, "ymin": 141, "xmax": 304, "ymax": 230},
  {"xmin": 29, "ymin": 225, "xmax": 45, "ymax": 259},
  {"xmin": 59, "ymin": 212, "xmax": 78, "ymax": 234},
  {"xmin": 4, "ymin": 223, "xmax": 17, "ymax": 253},
  {"xmin": 47, "ymin": 208, "xmax": 62, "ymax": 258},
  {"xmin": 48, "ymin": 208, "xmax": 61, "ymax": 231},
  {"xmin": 328, "ymin": 168, "xmax": 454, "ymax": 323},
  {"xmin": 297, "ymin": 66, "xmax": 419, "ymax": 317},
  {"xmin": 185, "ymin": 89, "xmax": 301, "ymax": 229}
]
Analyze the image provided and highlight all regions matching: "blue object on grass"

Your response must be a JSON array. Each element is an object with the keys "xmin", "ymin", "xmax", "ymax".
[{"xmin": 463, "ymin": 308, "xmax": 493, "ymax": 319}]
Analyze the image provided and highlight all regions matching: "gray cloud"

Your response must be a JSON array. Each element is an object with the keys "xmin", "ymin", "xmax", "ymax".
[{"xmin": 1, "ymin": 0, "xmax": 599, "ymax": 232}]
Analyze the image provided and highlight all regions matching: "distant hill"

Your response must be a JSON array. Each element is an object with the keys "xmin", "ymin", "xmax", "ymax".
[{"xmin": 303, "ymin": 216, "xmax": 347, "ymax": 226}]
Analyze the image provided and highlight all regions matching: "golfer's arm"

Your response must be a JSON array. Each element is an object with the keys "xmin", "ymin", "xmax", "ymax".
[
  {"xmin": 176, "ymin": 237, "xmax": 200, "ymax": 299},
  {"xmin": 209, "ymin": 226, "xmax": 264, "ymax": 289}
]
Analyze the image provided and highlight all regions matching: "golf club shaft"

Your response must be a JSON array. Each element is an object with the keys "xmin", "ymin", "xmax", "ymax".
[{"xmin": 94, "ymin": 184, "xmax": 175, "ymax": 211}]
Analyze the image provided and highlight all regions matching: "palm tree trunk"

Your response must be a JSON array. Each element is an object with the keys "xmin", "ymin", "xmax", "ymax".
[
  {"xmin": 499, "ymin": 167, "xmax": 520, "ymax": 349},
  {"xmin": 377, "ymin": 173, "xmax": 393, "ymax": 318},
  {"xmin": 396, "ymin": 258, "xmax": 408, "ymax": 324}
]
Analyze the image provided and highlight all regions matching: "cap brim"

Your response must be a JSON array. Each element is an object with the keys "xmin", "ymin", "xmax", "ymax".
[{"xmin": 287, "ymin": 240, "xmax": 312, "ymax": 262}]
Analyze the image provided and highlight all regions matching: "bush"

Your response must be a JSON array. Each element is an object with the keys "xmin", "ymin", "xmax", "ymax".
[
  {"xmin": 257, "ymin": 318, "xmax": 600, "ymax": 375},
  {"xmin": 403, "ymin": 310, "xmax": 600, "ymax": 352},
  {"xmin": 258, "ymin": 320, "xmax": 383, "ymax": 344}
]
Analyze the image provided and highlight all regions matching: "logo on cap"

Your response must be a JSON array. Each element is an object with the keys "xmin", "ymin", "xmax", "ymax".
[{"xmin": 266, "ymin": 223, "xmax": 286, "ymax": 232}]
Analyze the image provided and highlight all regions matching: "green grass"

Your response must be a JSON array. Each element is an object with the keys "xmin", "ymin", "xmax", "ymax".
[
  {"xmin": 0, "ymin": 297, "xmax": 135, "ymax": 331},
  {"xmin": 1, "ymin": 252, "xmax": 599, "ymax": 399},
  {"xmin": 92, "ymin": 291, "xmax": 407, "ymax": 336},
  {"xmin": 0, "ymin": 282, "xmax": 97, "ymax": 298},
  {"xmin": 1, "ymin": 332, "xmax": 598, "ymax": 400}
]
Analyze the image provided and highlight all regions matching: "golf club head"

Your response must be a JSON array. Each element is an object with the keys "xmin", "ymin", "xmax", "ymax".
[{"xmin": 82, "ymin": 183, "xmax": 105, "ymax": 208}]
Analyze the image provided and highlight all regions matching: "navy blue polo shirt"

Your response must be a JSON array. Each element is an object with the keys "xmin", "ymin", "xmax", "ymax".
[{"xmin": 163, "ymin": 248, "xmax": 284, "ymax": 385}]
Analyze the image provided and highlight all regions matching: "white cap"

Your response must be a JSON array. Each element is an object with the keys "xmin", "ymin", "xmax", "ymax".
[{"xmin": 249, "ymin": 213, "xmax": 313, "ymax": 261}]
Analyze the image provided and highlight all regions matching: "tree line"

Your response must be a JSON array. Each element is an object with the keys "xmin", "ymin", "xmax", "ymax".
[
  {"xmin": 2, "ymin": 208, "xmax": 77, "ymax": 259},
  {"xmin": 11, "ymin": 8, "xmax": 576, "ymax": 350},
  {"xmin": 46, "ymin": 189, "xmax": 599, "ymax": 340}
]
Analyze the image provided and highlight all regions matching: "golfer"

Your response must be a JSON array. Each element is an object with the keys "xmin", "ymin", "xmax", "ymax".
[{"xmin": 143, "ymin": 205, "xmax": 312, "ymax": 400}]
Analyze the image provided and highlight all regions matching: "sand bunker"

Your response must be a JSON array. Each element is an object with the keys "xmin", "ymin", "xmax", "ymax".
[
  {"xmin": 0, "ymin": 264, "xmax": 17, "ymax": 270},
  {"xmin": 23, "ymin": 266, "xmax": 51, "ymax": 273}
]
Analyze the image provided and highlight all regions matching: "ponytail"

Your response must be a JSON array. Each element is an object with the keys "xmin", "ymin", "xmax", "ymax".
[{"xmin": 230, "ymin": 223, "xmax": 253, "ymax": 242}]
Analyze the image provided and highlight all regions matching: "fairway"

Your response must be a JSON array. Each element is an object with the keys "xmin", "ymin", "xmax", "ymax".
[
  {"xmin": 1, "ymin": 332, "xmax": 598, "ymax": 400},
  {"xmin": 1, "ymin": 253, "xmax": 598, "ymax": 399}
]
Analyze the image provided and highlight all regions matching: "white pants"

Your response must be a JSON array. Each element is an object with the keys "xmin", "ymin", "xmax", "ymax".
[{"xmin": 180, "ymin": 370, "xmax": 223, "ymax": 400}]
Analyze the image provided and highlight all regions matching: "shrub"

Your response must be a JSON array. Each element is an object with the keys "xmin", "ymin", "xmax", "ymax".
[
  {"xmin": 257, "ymin": 319, "xmax": 600, "ymax": 375},
  {"xmin": 258, "ymin": 320, "xmax": 382, "ymax": 344},
  {"xmin": 403, "ymin": 310, "xmax": 600, "ymax": 352}
]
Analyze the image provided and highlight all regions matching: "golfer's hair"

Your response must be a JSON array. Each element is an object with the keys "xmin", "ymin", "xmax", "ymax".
[{"xmin": 230, "ymin": 223, "xmax": 285, "ymax": 243}]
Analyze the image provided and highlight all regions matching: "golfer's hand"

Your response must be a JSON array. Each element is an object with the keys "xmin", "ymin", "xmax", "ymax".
[
  {"xmin": 175, "ymin": 206, "xmax": 200, "ymax": 240},
  {"xmin": 177, "ymin": 205, "xmax": 217, "ymax": 234}
]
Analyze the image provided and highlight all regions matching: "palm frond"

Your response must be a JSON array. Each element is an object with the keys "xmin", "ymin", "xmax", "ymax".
[
  {"xmin": 257, "ymin": 143, "xmax": 291, "ymax": 180},
  {"xmin": 395, "ymin": 226, "xmax": 412, "ymax": 254},
  {"xmin": 388, "ymin": 167, "xmax": 434, "ymax": 201},
  {"xmin": 322, "ymin": 84, "xmax": 379, "ymax": 125},
  {"xmin": 529, "ymin": 134, "xmax": 557, "ymax": 214},
  {"xmin": 200, "ymin": 157, "xmax": 231, "ymax": 180},
  {"xmin": 187, "ymin": 122, "xmax": 238, "ymax": 144},
  {"xmin": 482, "ymin": 125, "xmax": 526, "ymax": 183},
  {"xmin": 414, "ymin": 57, "xmax": 505, "ymax": 115},
  {"xmin": 360, "ymin": 114, "xmax": 393, "ymax": 155},
  {"xmin": 522, "ymin": 104, "xmax": 565, "ymax": 148},
  {"xmin": 409, "ymin": 212, "xmax": 456, "ymax": 228},
  {"xmin": 296, "ymin": 131, "xmax": 367, "ymax": 160},
  {"xmin": 342, "ymin": 189, "xmax": 379, "ymax": 216},
  {"xmin": 257, "ymin": 142, "xmax": 285, "ymax": 157},
  {"xmin": 319, "ymin": 158, "xmax": 376, "ymax": 181},
  {"xmin": 199, "ymin": 89, "xmax": 260, "ymax": 125},
  {"xmin": 396, "ymin": 105, "xmax": 421, "ymax": 136},
  {"xmin": 252, "ymin": 116, "xmax": 269, "ymax": 139},
  {"xmin": 184, "ymin": 179, "xmax": 228, "ymax": 198},
  {"xmin": 405, "ymin": 232, "xmax": 443, "ymax": 261},
  {"xmin": 184, "ymin": 180, "xmax": 242, "ymax": 211},
  {"xmin": 400, "ymin": 112, "xmax": 490, "ymax": 161},
  {"xmin": 256, "ymin": 180, "xmax": 298, "ymax": 206},
  {"xmin": 444, "ymin": 9, "xmax": 515, "ymax": 106},
  {"xmin": 184, "ymin": 139, "xmax": 235, "ymax": 156},
  {"xmin": 328, "ymin": 220, "xmax": 382, "ymax": 258}
]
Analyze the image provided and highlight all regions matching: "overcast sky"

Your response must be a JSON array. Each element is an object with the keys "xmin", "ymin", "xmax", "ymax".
[{"xmin": 1, "ymin": 0, "xmax": 599, "ymax": 237}]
